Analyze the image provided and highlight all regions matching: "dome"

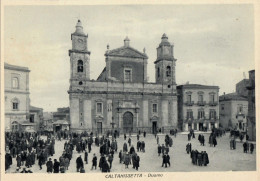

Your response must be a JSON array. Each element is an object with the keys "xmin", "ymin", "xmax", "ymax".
[
  {"xmin": 73, "ymin": 19, "xmax": 86, "ymax": 36},
  {"xmin": 159, "ymin": 33, "xmax": 171, "ymax": 46}
]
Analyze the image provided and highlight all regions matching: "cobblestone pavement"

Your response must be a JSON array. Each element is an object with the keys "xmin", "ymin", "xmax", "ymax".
[{"xmin": 6, "ymin": 133, "xmax": 256, "ymax": 173}]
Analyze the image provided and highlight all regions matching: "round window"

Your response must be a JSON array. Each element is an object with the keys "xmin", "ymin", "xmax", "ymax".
[{"xmin": 79, "ymin": 81, "xmax": 83, "ymax": 85}]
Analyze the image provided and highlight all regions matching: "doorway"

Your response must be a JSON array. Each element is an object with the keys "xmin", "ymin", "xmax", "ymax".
[
  {"xmin": 55, "ymin": 125, "xmax": 61, "ymax": 132},
  {"xmin": 199, "ymin": 123, "xmax": 203, "ymax": 131},
  {"xmin": 97, "ymin": 122, "xmax": 102, "ymax": 135},
  {"xmin": 152, "ymin": 121, "xmax": 157, "ymax": 134},
  {"xmin": 123, "ymin": 112, "xmax": 133, "ymax": 133}
]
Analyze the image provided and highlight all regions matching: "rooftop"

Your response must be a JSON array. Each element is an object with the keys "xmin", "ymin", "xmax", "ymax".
[
  {"xmin": 4, "ymin": 62, "xmax": 30, "ymax": 72},
  {"xmin": 219, "ymin": 93, "xmax": 247, "ymax": 101},
  {"xmin": 177, "ymin": 84, "xmax": 219, "ymax": 89}
]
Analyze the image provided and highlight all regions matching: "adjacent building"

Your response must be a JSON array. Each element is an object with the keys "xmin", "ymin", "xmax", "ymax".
[
  {"xmin": 177, "ymin": 84, "xmax": 219, "ymax": 132},
  {"xmin": 68, "ymin": 20, "xmax": 178, "ymax": 134},
  {"xmin": 42, "ymin": 112, "xmax": 54, "ymax": 132},
  {"xmin": 4, "ymin": 63, "xmax": 31, "ymax": 132},
  {"xmin": 246, "ymin": 70, "xmax": 255, "ymax": 141},
  {"xmin": 29, "ymin": 105, "xmax": 44, "ymax": 131},
  {"xmin": 236, "ymin": 79, "xmax": 249, "ymax": 98},
  {"xmin": 52, "ymin": 107, "xmax": 70, "ymax": 132},
  {"xmin": 4, "ymin": 62, "xmax": 43, "ymax": 132},
  {"xmin": 219, "ymin": 93, "xmax": 248, "ymax": 131}
]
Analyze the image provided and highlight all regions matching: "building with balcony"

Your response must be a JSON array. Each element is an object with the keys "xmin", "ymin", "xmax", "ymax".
[
  {"xmin": 246, "ymin": 70, "xmax": 255, "ymax": 141},
  {"xmin": 219, "ymin": 93, "xmax": 248, "ymax": 131},
  {"xmin": 68, "ymin": 20, "xmax": 178, "ymax": 134},
  {"xmin": 177, "ymin": 84, "xmax": 219, "ymax": 131}
]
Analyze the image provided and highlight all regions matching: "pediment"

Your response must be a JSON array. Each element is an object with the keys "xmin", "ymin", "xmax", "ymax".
[
  {"xmin": 150, "ymin": 116, "xmax": 159, "ymax": 121},
  {"xmin": 105, "ymin": 46, "xmax": 148, "ymax": 59}
]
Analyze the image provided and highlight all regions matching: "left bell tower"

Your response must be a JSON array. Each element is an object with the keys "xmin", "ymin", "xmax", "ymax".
[{"xmin": 69, "ymin": 20, "xmax": 91, "ymax": 81}]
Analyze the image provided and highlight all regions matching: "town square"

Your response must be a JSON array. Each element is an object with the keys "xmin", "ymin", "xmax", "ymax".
[{"xmin": 5, "ymin": 131, "xmax": 256, "ymax": 173}]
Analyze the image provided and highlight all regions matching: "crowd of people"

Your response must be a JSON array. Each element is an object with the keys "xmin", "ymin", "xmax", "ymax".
[
  {"xmin": 190, "ymin": 150, "xmax": 209, "ymax": 166},
  {"xmin": 5, "ymin": 127, "xmax": 256, "ymax": 173},
  {"xmin": 243, "ymin": 141, "xmax": 255, "ymax": 154},
  {"xmin": 5, "ymin": 132, "xmax": 56, "ymax": 172}
]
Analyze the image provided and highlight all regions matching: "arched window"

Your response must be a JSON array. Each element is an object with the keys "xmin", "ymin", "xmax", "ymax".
[
  {"xmin": 157, "ymin": 67, "xmax": 160, "ymax": 78},
  {"xmin": 166, "ymin": 66, "xmax": 171, "ymax": 77},
  {"xmin": 11, "ymin": 98, "xmax": 19, "ymax": 110},
  {"xmin": 77, "ymin": 60, "xmax": 83, "ymax": 72},
  {"xmin": 12, "ymin": 77, "xmax": 19, "ymax": 88}
]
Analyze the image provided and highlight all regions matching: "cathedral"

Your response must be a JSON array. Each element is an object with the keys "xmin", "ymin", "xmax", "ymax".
[{"xmin": 68, "ymin": 20, "xmax": 178, "ymax": 134}]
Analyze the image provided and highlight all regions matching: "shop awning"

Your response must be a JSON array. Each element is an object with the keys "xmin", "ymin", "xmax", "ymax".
[{"xmin": 53, "ymin": 120, "xmax": 69, "ymax": 125}]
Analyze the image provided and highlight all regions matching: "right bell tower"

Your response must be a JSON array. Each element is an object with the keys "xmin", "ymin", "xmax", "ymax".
[{"xmin": 154, "ymin": 33, "xmax": 177, "ymax": 85}]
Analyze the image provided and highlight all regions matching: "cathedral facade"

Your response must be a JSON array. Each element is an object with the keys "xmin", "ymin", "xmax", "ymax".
[{"xmin": 68, "ymin": 20, "xmax": 178, "ymax": 134}]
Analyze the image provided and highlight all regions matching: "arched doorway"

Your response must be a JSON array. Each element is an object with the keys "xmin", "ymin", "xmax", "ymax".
[{"xmin": 123, "ymin": 112, "xmax": 133, "ymax": 133}]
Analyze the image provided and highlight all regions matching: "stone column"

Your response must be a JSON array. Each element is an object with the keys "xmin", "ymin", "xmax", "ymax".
[
  {"xmin": 170, "ymin": 98, "xmax": 178, "ymax": 127},
  {"xmin": 118, "ymin": 113, "xmax": 121, "ymax": 129},
  {"xmin": 143, "ymin": 100, "xmax": 148, "ymax": 127},
  {"xmin": 191, "ymin": 123, "xmax": 194, "ymax": 129},
  {"xmin": 197, "ymin": 123, "xmax": 199, "ymax": 131},
  {"xmin": 83, "ymin": 99, "xmax": 92, "ymax": 131},
  {"xmin": 70, "ymin": 98, "xmax": 79, "ymax": 130},
  {"xmin": 185, "ymin": 123, "xmax": 188, "ymax": 132},
  {"xmin": 162, "ymin": 100, "xmax": 168, "ymax": 127},
  {"xmin": 208, "ymin": 123, "xmax": 211, "ymax": 131},
  {"xmin": 215, "ymin": 122, "xmax": 218, "ymax": 128},
  {"xmin": 107, "ymin": 99, "xmax": 112, "ymax": 126},
  {"xmin": 136, "ymin": 112, "xmax": 139, "ymax": 127}
]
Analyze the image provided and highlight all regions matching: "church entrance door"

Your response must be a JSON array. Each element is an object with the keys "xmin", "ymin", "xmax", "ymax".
[
  {"xmin": 152, "ymin": 121, "xmax": 157, "ymax": 134},
  {"xmin": 97, "ymin": 122, "xmax": 102, "ymax": 135},
  {"xmin": 123, "ymin": 112, "xmax": 133, "ymax": 133}
]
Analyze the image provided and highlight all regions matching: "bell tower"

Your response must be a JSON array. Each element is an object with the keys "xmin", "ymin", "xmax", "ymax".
[
  {"xmin": 69, "ymin": 20, "xmax": 91, "ymax": 81},
  {"xmin": 154, "ymin": 33, "xmax": 176, "ymax": 85}
]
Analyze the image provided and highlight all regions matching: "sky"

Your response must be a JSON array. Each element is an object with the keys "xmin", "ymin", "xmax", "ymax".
[{"xmin": 4, "ymin": 5, "xmax": 255, "ymax": 112}]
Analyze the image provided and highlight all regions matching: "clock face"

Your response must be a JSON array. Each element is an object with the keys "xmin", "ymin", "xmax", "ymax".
[
  {"xmin": 78, "ymin": 39, "xmax": 83, "ymax": 43},
  {"xmin": 76, "ymin": 38, "xmax": 85, "ymax": 50}
]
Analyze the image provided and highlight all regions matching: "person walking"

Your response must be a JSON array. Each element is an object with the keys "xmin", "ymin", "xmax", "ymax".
[
  {"xmin": 76, "ymin": 155, "xmax": 84, "ymax": 172},
  {"xmin": 91, "ymin": 154, "xmax": 97, "ymax": 170},
  {"xmin": 135, "ymin": 154, "xmax": 140, "ymax": 171},
  {"xmin": 162, "ymin": 154, "xmax": 167, "ymax": 168},
  {"xmin": 119, "ymin": 150, "xmax": 123, "ymax": 163},
  {"xmin": 166, "ymin": 154, "xmax": 171, "ymax": 167},
  {"xmin": 197, "ymin": 152, "xmax": 203, "ymax": 166},
  {"xmin": 46, "ymin": 158, "xmax": 53, "ymax": 173},
  {"xmin": 128, "ymin": 138, "xmax": 131, "ymax": 147},
  {"xmin": 158, "ymin": 144, "xmax": 162, "ymax": 156},
  {"xmin": 108, "ymin": 153, "xmax": 113, "ymax": 169},
  {"xmin": 123, "ymin": 143, "xmax": 128, "ymax": 152},
  {"xmin": 250, "ymin": 143, "xmax": 254, "ymax": 154},
  {"xmin": 243, "ymin": 142, "xmax": 248, "ymax": 153},
  {"xmin": 53, "ymin": 159, "xmax": 60, "ymax": 173},
  {"xmin": 102, "ymin": 159, "xmax": 110, "ymax": 172},
  {"xmin": 202, "ymin": 151, "xmax": 209, "ymax": 166},
  {"xmin": 84, "ymin": 150, "xmax": 88, "ymax": 164},
  {"xmin": 16, "ymin": 154, "xmax": 22, "ymax": 169},
  {"xmin": 124, "ymin": 153, "xmax": 130, "ymax": 169}
]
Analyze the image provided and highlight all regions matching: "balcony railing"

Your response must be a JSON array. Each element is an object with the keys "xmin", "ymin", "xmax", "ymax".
[
  {"xmin": 185, "ymin": 101, "xmax": 194, "ymax": 106},
  {"xmin": 209, "ymin": 116, "xmax": 218, "ymax": 120},
  {"xmin": 197, "ymin": 101, "xmax": 206, "ymax": 106},
  {"xmin": 208, "ymin": 101, "xmax": 218, "ymax": 106}
]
